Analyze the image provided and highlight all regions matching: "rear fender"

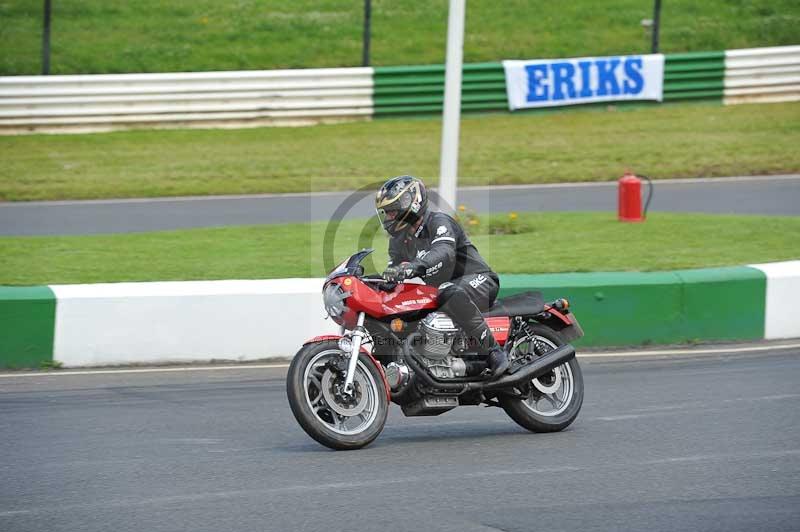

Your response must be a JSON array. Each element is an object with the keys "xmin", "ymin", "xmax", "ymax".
[
  {"xmin": 535, "ymin": 306, "xmax": 585, "ymax": 342},
  {"xmin": 302, "ymin": 335, "xmax": 391, "ymax": 400}
]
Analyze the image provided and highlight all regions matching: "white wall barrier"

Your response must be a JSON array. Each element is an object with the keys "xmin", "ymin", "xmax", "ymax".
[
  {"xmin": 750, "ymin": 261, "xmax": 800, "ymax": 340},
  {"xmin": 725, "ymin": 45, "xmax": 800, "ymax": 105},
  {"xmin": 0, "ymin": 68, "xmax": 374, "ymax": 133},
  {"xmin": 50, "ymin": 279, "xmax": 338, "ymax": 367},
  {"xmin": 32, "ymin": 260, "xmax": 800, "ymax": 368}
]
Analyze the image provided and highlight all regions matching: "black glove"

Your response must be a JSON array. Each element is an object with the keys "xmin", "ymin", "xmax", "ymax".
[
  {"xmin": 376, "ymin": 280, "xmax": 398, "ymax": 292},
  {"xmin": 382, "ymin": 263, "xmax": 415, "ymax": 283}
]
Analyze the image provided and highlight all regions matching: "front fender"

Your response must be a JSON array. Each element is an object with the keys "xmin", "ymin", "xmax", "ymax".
[{"xmin": 302, "ymin": 336, "xmax": 391, "ymax": 400}]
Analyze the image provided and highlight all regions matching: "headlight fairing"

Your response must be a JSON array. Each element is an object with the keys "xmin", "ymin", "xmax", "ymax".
[{"xmin": 323, "ymin": 282, "xmax": 350, "ymax": 320}]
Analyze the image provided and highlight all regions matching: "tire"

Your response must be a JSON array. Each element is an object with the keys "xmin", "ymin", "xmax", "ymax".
[
  {"xmin": 286, "ymin": 340, "xmax": 388, "ymax": 450},
  {"xmin": 499, "ymin": 324, "xmax": 584, "ymax": 433}
]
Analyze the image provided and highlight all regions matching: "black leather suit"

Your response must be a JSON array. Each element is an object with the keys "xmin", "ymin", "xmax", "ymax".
[{"xmin": 387, "ymin": 209, "xmax": 500, "ymax": 338}]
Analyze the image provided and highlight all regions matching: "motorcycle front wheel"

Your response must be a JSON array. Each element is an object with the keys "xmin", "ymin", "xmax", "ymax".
[
  {"xmin": 286, "ymin": 340, "xmax": 388, "ymax": 450},
  {"xmin": 500, "ymin": 324, "xmax": 584, "ymax": 433}
]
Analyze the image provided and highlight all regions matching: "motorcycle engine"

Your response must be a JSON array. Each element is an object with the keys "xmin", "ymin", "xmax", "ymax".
[
  {"xmin": 419, "ymin": 312, "xmax": 467, "ymax": 379},
  {"xmin": 419, "ymin": 312, "xmax": 459, "ymax": 357}
]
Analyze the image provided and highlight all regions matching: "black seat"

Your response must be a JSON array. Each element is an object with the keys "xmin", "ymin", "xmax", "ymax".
[{"xmin": 482, "ymin": 291, "xmax": 544, "ymax": 318}]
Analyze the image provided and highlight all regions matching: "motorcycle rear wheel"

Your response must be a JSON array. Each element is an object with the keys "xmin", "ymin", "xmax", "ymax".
[
  {"xmin": 286, "ymin": 340, "xmax": 388, "ymax": 450},
  {"xmin": 499, "ymin": 324, "xmax": 584, "ymax": 433}
]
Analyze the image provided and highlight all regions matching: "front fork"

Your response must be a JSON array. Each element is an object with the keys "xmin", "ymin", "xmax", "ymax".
[{"xmin": 342, "ymin": 312, "xmax": 367, "ymax": 395}]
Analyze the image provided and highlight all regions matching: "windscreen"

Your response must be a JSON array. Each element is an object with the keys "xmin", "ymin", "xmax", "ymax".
[{"xmin": 325, "ymin": 249, "xmax": 374, "ymax": 281}]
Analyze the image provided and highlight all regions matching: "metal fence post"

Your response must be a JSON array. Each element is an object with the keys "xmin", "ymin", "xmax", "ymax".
[
  {"xmin": 42, "ymin": 0, "xmax": 52, "ymax": 74},
  {"xmin": 362, "ymin": 0, "xmax": 371, "ymax": 67},
  {"xmin": 651, "ymin": 0, "xmax": 662, "ymax": 54}
]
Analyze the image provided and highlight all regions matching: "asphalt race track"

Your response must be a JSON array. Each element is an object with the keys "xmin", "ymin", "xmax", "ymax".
[
  {"xmin": 2, "ymin": 347, "xmax": 799, "ymax": 532},
  {"xmin": 1, "ymin": 175, "xmax": 799, "ymax": 236}
]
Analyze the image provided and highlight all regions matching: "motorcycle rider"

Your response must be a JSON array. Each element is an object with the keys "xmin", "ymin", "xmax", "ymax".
[{"xmin": 376, "ymin": 175, "xmax": 510, "ymax": 379}]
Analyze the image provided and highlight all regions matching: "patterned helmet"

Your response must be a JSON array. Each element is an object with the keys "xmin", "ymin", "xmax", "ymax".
[{"xmin": 375, "ymin": 175, "xmax": 428, "ymax": 236}]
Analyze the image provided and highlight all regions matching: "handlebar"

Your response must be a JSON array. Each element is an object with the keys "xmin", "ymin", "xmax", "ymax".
[{"xmin": 360, "ymin": 277, "xmax": 397, "ymax": 291}]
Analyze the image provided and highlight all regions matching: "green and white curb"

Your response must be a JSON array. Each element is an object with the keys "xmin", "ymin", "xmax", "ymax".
[{"xmin": 1, "ymin": 261, "xmax": 798, "ymax": 369}]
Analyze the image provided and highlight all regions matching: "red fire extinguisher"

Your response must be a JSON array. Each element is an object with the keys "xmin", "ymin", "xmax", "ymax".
[{"xmin": 618, "ymin": 171, "xmax": 653, "ymax": 222}]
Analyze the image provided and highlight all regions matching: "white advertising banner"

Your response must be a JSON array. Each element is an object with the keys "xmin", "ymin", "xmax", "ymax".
[{"xmin": 503, "ymin": 54, "xmax": 665, "ymax": 110}]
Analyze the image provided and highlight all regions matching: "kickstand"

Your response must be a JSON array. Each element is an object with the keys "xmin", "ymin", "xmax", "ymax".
[{"xmin": 483, "ymin": 398, "xmax": 502, "ymax": 408}]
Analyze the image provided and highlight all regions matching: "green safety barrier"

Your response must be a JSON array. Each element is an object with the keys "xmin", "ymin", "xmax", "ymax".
[
  {"xmin": 0, "ymin": 286, "xmax": 56, "ymax": 369},
  {"xmin": 663, "ymin": 51, "xmax": 725, "ymax": 102},
  {"xmin": 373, "ymin": 51, "xmax": 725, "ymax": 117},
  {"xmin": 499, "ymin": 266, "xmax": 765, "ymax": 347},
  {"xmin": 374, "ymin": 62, "xmax": 507, "ymax": 116}
]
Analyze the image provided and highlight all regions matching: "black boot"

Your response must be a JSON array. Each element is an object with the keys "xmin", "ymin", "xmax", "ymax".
[
  {"xmin": 486, "ymin": 346, "xmax": 510, "ymax": 379},
  {"xmin": 468, "ymin": 323, "xmax": 510, "ymax": 380}
]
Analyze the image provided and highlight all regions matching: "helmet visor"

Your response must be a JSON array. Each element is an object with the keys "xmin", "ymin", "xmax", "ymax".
[
  {"xmin": 375, "ymin": 180, "xmax": 418, "ymax": 234},
  {"xmin": 376, "ymin": 206, "xmax": 402, "ymax": 232}
]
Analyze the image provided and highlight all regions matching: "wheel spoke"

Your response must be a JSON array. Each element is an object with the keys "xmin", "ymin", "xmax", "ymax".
[
  {"xmin": 310, "ymin": 365, "xmax": 327, "ymax": 379},
  {"xmin": 527, "ymin": 396, "xmax": 542, "ymax": 411},
  {"xmin": 333, "ymin": 413, "xmax": 345, "ymax": 431},
  {"xmin": 307, "ymin": 375, "xmax": 324, "ymax": 404},
  {"xmin": 544, "ymin": 394, "xmax": 560, "ymax": 410},
  {"xmin": 310, "ymin": 393, "xmax": 324, "ymax": 407},
  {"xmin": 535, "ymin": 396, "xmax": 548, "ymax": 411}
]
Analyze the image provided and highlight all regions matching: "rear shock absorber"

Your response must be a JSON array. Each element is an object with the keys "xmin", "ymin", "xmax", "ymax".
[{"xmin": 516, "ymin": 316, "xmax": 552, "ymax": 357}]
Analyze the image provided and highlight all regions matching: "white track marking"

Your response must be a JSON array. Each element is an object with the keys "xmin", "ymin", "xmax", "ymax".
[
  {"xmin": 0, "ymin": 363, "xmax": 289, "ymax": 378},
  {"xmin": 1, "ymin": 342, "xmax": 798, "ymax": 379},
  {"xmin": 458, "ymin": 173, "xmax": 800, "ymax": 191},
  {"xmin": 577, "ymin": 341, "xmax": 800, "ymax": 358}
]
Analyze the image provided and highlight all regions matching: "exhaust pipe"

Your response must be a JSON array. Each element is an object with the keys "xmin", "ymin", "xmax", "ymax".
[{"xmin": 483, "ymin": 344, "xmax": 576, "ymax": 391}]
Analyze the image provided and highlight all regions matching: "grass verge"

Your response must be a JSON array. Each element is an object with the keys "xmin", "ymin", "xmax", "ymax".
[
  {"xmin": 2, "ymin": 0, "xmax": 798, "ymax": 75},
  {"xmin": 1, "ymin": 102, "xmax": 799, "ymax": 201},
  {"xmin": 1, "ymin": 212, "xmax": 798, "ymax": 286}
]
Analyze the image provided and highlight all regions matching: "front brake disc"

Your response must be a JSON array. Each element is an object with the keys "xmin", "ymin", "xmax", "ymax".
[{"xmin": 321, "ymin": 369, "xmax": 369, "ymax": 417}]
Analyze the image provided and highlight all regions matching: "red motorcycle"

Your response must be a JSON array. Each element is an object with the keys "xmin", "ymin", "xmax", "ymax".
[{"xmin": 286, "ymin": 249, "xmax": 584, "ymax": 450}]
